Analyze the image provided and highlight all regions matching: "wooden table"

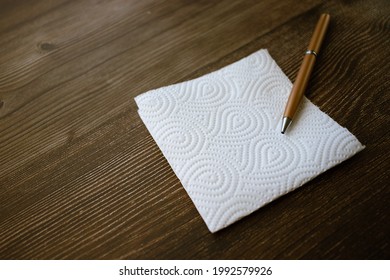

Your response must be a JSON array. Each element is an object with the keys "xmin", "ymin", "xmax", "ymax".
[{"xmin": 0, "ymin": 0, "xmax": 388, "ymax": 259}]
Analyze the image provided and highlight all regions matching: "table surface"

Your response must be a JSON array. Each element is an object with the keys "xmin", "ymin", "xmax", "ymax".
[{"xmin": 0, "ymin": 0, "xmax": 389, "ymax": 259}]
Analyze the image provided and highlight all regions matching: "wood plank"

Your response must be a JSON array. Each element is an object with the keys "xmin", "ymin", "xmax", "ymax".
[{"xmin": 0, "ymin": 0, "xmax": 388, "ymax": 259}]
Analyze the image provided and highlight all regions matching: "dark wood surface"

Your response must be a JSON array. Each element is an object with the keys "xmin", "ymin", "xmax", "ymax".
[{"xmin": 0, "ymin": 0, "xmax": 389, "ymax": 259}]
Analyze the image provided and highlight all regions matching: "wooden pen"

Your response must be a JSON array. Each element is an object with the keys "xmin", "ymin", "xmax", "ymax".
[{"xmin": 281, "ymin": 13, "xmax": 330, "ymax": 134}]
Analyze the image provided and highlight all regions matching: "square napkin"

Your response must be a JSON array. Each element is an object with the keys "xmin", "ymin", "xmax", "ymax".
[{"xmin": 134, "ymin": 49, "xmax": 364, "ymax": 233}]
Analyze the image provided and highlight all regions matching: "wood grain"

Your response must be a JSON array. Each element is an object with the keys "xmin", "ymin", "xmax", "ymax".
[{"xmin": 0, "ymin": 0, "xmax": 389, "ymax": 259}]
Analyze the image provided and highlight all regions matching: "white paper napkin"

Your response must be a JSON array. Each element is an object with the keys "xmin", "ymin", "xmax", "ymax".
[{"xmin": 134, "ymin": 49, "xmax": 364, "ymax": 233}]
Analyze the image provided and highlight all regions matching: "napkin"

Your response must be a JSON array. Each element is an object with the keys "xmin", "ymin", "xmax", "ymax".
[{"xmin": 134, "ymin": 49, "xmax": 364, "ymax": 233}]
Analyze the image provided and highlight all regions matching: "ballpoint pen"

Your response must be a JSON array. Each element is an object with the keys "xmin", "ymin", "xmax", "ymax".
[{"xmin": 281, "ymin": 13, "xmax": 330, "ymax": 134}]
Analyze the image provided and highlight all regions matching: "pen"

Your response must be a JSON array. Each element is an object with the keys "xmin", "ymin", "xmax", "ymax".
[{"xmin": 281, "ymin": 13, "xmax": 330, "ymax": 134}]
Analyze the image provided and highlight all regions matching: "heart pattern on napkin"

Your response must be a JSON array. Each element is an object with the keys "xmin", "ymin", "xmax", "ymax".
[{"xmin": 135, "ymin": 49, "xmax": 364, "ymax": 232}]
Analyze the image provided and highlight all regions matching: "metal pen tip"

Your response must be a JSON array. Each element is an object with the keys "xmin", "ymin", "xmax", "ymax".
[{"xmin": 281, "ymin": 117, "xmax": 292, "ymax": 134}]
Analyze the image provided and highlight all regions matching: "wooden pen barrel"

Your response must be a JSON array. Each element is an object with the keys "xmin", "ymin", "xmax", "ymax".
[
  {"xmin": 308, "ymin": 13, "xmax": 330, "ymax": 54},
  {"xmin": 283, "ymin": 54, "xmax": 316, "ymax": 119},
  {"xmin": 283, "ymin": 13, "xmax": 330, "ymax": 120}
]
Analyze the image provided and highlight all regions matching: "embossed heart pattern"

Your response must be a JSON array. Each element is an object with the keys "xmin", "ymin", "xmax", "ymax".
[{"xmin": 135, "ymin": 49, "xmax": 364, "ymax": 233}]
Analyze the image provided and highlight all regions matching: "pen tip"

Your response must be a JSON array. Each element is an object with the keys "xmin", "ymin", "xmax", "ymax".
[{"xmin": 281, "ymin": 117, "xmax": 292, "ymax": 134}]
